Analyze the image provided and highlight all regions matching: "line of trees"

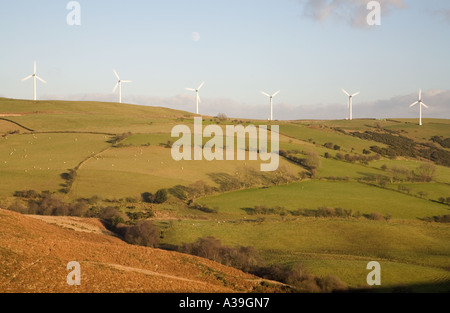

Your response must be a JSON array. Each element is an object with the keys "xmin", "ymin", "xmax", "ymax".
[
  {"xmin": 241, "ymin": 205, "xmax": 392, "ymax": 221},
  {"xmin": 168, "ymin": 166, "xmax": 300, "ymax": 202},
  {"xmin": 179, "ymin": 236, "xmax": 348, "ymax": 293},
  {"xmin": 278, "ymin": 150, "xmax": 321, "ymax": 178}
]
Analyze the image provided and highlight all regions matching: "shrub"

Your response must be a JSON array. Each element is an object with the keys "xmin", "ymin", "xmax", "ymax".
[
  {"xmin": 141, "ymin": 192, "xmax": 154, "ymax": 203},
  {"xmin": 180, "ymin": 236, "xmax": 264, "ymax": 271},
  {"xmin": 367, "ymin": 212, "xmax": 386, "ymax": 221},
  {"xmin": 154, "ymin": 189, "xmax": 168, "ymax": 204},
  {"xmin": 126, "ymin": 210, "xmax": 154, "ymax": 220},
  {"xmin": 324, "ymin": 142, "xmax": 334, "ymax": 149},
  {"xmin": 417, "ymin": 191, "xmax": 428, "ymax": 198},
  {"xmin": 318, "ymin": 275, "xmax": 348, "ymax": 292},
  {"xmin": 251, "ymin": 263, "xmax": 347, "ymax": 293},
  {"xmin": 190, "ymin": 203, "xmax": 218, "ymax": 213},
  {"xmin": 414, "ymin": 163, "xmax": 436, "ymax": 182},
  {"xmin": 124, "ymin": 220, "xmax": 160, "ymax": 247},
  {"xmin": 69, "ymin": 199, "xmax": 90, "ymax": 217},
  {"xmin": 108, "ymin": 132, "xmax": 132, "ymax": 145},
  {"xmin": 216, "ymin": 113, "xmax": 228, "ymax": 121},
  {"xmin": 435, "ymin": 215, "xmax": 450, "ymax": 223},
  {"xmin": 13, "ymin": 190, "xmax": 40, "ymax": 199},
  {"xmin": 60, "ymin": 169, "xmax": 77, "ymax": 193},
  {"xmin": 99, "ymin": 206, "xmax": 128, "ymax": 228},
  {"xmin": 188, "ymin": 181, "xmax": 214, "ymax": 198},
  {"xmin": 168, "ymin": 185, "xmax": 191, "ymax": 200},
  {"xmin": 303, "ymin": 151, "xmax": 321, "ymax": 170},
  {"xmin": 7, "ymin": 200, "xmax": 28, "ymax": 214},
  {"xmin": 29, "ymin": 193, "xmax": 69, "ymax": 216}
]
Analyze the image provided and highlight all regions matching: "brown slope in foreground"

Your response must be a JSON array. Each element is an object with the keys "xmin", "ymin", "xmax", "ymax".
[{"xmin": 0, "ymin": 209, "xmax": 280, "ymax": 293}]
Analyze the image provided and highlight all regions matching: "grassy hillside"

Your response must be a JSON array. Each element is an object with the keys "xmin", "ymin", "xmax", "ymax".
[{"xmin": 1, "ymin": 98, "xmax": 449, "ymax": 292}]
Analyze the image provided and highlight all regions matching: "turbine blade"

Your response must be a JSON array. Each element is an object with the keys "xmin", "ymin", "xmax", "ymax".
[
  {"xmin": 422, "ymin": 103, "xmax": 429, "ymax": 109},
  {"xmin": 34, "ymin": 61, "xmax": 36, "ymax": 74},
  {"xmin": 36, "ymin": 76, "xmax": 47, "ymax": 84},
  {"xmin": 198, "ymin": 95, "xmax": 202, "ymax": 104},
  {"xmin": 261, "ymin": 91, "xmax": 271, "ymax": 97},
  {"xmin": 409, "ymin": 101, "xmax": 418, "ymax": 108},
  {"xmin": 113, "ymin": 70, "xmax": 120, "ymax": 80},
  {"xmin": 113, "ymin": 83, "xmax": 119, "ymax": 93},
  {"xmin": 122, "ymin": 80, "xmax": 132, "ymax": 83},
  {"xmin": 342, "ymin": 89, "xmax": 350, "ymax": 96},
  {"xmin": 21, "ymin": 75, "xmax": 32, "ymax": 82},
  {"xmin": 352, "ymin": 92, "xmax": 360, "ymax": 97},
  {"xmin": 197, "ymin": 81, "xmax": 205, "ymax": 90},
  {"xmin": 185, "ymin": 88, "xmax": 196, "ymax": 91},
  {"xmin": 419, "ymin": 89, "xmax": 422, "ymax": 100},
  {"xmin": 272, "ymin": 90, "xmax": 280, "ymax": 97}
]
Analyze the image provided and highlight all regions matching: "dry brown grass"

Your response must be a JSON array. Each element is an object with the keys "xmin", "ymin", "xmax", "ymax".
[{"xmin": 0, "ymin": 209, "xmax": 281, "ymax": 293}]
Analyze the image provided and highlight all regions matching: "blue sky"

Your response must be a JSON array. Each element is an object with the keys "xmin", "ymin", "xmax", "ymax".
[{"xmin": 1, "ymin": 0, "xmax": 449, "ymax": 120}]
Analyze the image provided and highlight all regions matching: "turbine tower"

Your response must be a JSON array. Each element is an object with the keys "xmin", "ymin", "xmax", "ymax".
[
  {"xmin": 113, "ymin": 70, "xmax": 132, "ymax": 104},
  {"xmin": 342, "ymin": 89, "xmax": 360, "ymax": 120},
  {"xmin": 22, "ymin": 61, "xmax": 47, "ymax": 101},
  {"xmin": 261, "ymin": 90, "xmax": 280, "ymax": 121},
  {"xmin": 185, "ymin": 82, "xmax": 205, "ymax": 115},
  {"xmin": 409, "ymin": 89, "xmax": 429, "ymax": 126}
]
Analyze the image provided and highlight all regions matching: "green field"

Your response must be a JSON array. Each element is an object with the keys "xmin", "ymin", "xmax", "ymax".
[
  {"xmin": 197, "ymin": 180, "xmax": 449, "ymax": 219},
  {"xmin": 1, "ymin": 97, "xmax": 449, "ymax": 292}
]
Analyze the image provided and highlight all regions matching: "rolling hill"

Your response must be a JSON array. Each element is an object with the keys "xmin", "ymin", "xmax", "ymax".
[{"xmin": 0, "ymin": 97, "xmax": 449, "ymax": 292}]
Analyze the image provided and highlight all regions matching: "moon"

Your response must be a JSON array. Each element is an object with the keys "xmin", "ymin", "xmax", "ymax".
[{"xmin": 192, "ymin": 32, "xmax": 200, "ymax": 42}]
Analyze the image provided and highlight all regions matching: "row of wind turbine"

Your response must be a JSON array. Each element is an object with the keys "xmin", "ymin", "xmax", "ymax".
[
  {"xmin": 341, "ymin": 89, "xmax": 429, "ymax": 124},
  {"xmin": 20, "ymin": 62, "xmax": 431, "ymax": 125}
]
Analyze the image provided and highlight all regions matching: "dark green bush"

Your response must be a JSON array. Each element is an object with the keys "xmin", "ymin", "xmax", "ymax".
[
  {"xmin": 190, "ymin": 203, "xmax": 218, "ymax": 213},
  {"xmin": 154, "ymin": 189, "xmax": 168, "ymax": 204}
]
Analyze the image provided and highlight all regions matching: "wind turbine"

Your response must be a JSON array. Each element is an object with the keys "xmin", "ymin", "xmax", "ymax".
[
  {"xmin": 21, "ymin": 61, "xmax": 47, "ymax": 101},
  {"xmin": 409, "ymin": 89, "xmax": 429, "ymax": 126},
  {"xmin": 185, "ymin": 82, "xmax": 205, "ymax": 115},
  {"xmin": 261, "ymin": 90, "xmax": 280, "ymax": 121},
  {"xmin": 342, "ymin": 89, "xmax": 360, "ymax": 120},
  {"xmin": 112, "ymin": 70, "xmax": 132, "ymax": 103}
]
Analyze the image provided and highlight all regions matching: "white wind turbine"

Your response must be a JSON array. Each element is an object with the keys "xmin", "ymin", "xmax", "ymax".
[
  {"xmin": 342, "ymin": 89, "xmax": 360, "ymax": 120},
  {"xmin": 112, "ymin": 70, "xmax": 132, "ymax": 103},
  {"xmin": 409, "ymin": 89, "xmax": 429, "ymax": 126},
  {"xmin": 22, "ymin": 61, "xmax": 47, "ymax": 101},
  {"xmin": 185, "ymin": 82, "xmax": 205, "ymax": 115},
  {"xmin": 261, "ymin": 90, "xmax": 280, "ymax": 121}
]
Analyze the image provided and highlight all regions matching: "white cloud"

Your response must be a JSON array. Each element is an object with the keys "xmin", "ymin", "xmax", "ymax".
[
  {"xmin": 434, "ymin": 9, "xmax": 450, "ymax": 23},
  {"xmin": 297, "ymin": 0, "xmax": 406, "ymax": 28},
  {"xmin": 192, "ymin": 32, "xmax": 201, "ymax": 42}
]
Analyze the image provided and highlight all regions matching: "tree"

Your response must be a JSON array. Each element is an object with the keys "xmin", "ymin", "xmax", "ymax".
[
  {"xmin": 154, "ymin": 189, "xmax": 168, "ymax": 204},
  {"xmin": 303, "ymin": 151, "xmax": 321, "ymax": 170},
  {"xmin": 415, "ymin": 163, "xmax": 436, "ymax": 182},
  {"xmin": 417, "ymin": 191, "xmax": 428, "ymax": 199},
  {"xmin": 124, "ymin": 220, "xmax": 160, "ymax": 247},
  {"xmin": 216, "ymin": 113, "xmax": 227, "ymax": 121},
  {"xmin": 141, "ymin": 192, "xmax": 154, "ymax": 203}
]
